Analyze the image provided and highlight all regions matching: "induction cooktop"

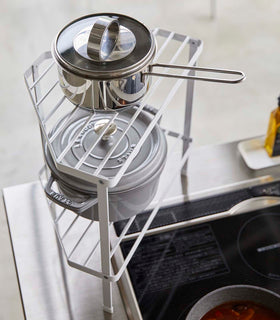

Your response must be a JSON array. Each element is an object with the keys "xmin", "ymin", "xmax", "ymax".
[{"xmin": 115, "ymin": 181, "xmax": 280, "ymax": 320}]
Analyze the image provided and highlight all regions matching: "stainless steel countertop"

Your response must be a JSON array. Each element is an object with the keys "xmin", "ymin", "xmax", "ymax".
[
  {"xmin": 3, "ymin": 182, "xmax": 127, "ymax": 320},
  {"xmin": 3, "ymin": 139, "xmax": 280, "ymax": 320}
]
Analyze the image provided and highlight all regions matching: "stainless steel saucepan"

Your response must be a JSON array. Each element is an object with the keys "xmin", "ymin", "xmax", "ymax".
[{"xmin": 52, "ymin": 13, "xmax": 245, "ymax": 111}]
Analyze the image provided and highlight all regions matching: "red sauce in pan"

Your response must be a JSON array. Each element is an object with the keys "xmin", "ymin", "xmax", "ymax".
[{"xmin": 200, "ymin": 301, "xmax": 280, "ymax": 320}]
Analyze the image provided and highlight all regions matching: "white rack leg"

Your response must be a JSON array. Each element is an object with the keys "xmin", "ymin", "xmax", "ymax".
[
  {"xmin": 97, "ymin": 182, "xmax": 113, "ymax": 314},
  {"xmin": 182, "ymin": 40, "xmax": 199, "ymax": 176},
  {"xmin": 210, "ymin": 0, "xmax": 217, "ymax": 19}
]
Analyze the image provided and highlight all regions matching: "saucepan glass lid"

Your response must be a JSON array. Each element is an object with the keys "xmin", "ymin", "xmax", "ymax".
[{"xmin": 53, "ymin": 13, "xmax": 155, "ymax": 80}]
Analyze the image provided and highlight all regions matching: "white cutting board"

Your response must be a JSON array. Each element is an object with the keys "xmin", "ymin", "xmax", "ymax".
[{"xmin": 238, "ymin": 136, "xmax": 280, "ymax": 170}]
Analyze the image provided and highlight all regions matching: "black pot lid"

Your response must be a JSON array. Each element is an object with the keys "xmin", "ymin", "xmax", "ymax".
[
  {"xmin": 47, "ymin": 108, "xmax": 167, "ymax": 192},
  {"xmin": 52, "ymin": 13, "xmax": 156, "ymax": 80}
]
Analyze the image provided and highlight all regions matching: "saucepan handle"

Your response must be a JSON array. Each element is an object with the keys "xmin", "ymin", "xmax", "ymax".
[
  {"xmin": 144, "ymin": 63, "xmax": 245, "ymax": 84},
  {"xmin": 45, "ymin": 175, "xmax": 98, "ymax": 214}
]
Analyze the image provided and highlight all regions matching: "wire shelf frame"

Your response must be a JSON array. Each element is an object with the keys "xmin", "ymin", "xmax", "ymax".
[
  {"xmin": 26, "ymin": 28, "xmax": 203, "ymax": 313},
  {"xmin": 25, "ymin": 29, "xmax": 203, "ymax": 188}
]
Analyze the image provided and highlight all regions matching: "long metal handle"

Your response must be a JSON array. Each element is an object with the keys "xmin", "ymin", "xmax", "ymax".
[
  {"xmin": 228, "ymin": 196, "xmax": 280, "ymax": 215},
  {"xmin": 45, "ymin": 176, "xmax": 98, "ymax": 214},
  {"xmin": 144, "ymin": 63, "xmax": 246, "ymax": 84}
]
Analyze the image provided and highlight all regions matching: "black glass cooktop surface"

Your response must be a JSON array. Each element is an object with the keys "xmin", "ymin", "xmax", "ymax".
[{"xmin": 119, "ymin": 201, "xmax": 280, "ymax": 319}]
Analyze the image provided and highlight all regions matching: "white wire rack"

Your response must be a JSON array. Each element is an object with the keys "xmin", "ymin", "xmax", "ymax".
[
  {"xmin": 25, "ymin": 29, "xmax": 203, "ymax": 313},
  {"xmin": 24, "ymin": 29, "xmax": 202, "ymax": 188}
]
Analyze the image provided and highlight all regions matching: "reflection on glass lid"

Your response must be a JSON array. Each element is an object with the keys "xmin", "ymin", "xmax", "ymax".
[{"xmin": 73, "ymin": 23, "xmax": 136, "ymax": 62}]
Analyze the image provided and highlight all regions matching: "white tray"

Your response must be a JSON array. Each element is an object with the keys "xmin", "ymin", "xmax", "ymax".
[{"xmin": 238, "ymin": 136, "xmax": 280, "ymax": 170}]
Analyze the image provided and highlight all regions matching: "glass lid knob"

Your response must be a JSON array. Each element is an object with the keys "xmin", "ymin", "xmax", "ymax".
[
  {"xmin": 73, "ymin": 16, "xmax": 137, "ymax": 63},
  {"xmin": 87, "ymin": 17, "xmax": 120, "ymax": 62}
]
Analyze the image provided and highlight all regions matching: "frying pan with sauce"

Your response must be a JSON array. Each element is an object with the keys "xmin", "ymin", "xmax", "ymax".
[{"xmin": 186, "ymin": 285, "xmax": 280, "ymax": 320}]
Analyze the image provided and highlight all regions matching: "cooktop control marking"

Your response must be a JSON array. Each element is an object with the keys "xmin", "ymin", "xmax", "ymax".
[
  {"xmin": 122, "ymin": 224, "xmax": 230, "ymax": 297},
  {"xmin": 257, "ymin": 242, "xmax": 280, "ymax": 253}
]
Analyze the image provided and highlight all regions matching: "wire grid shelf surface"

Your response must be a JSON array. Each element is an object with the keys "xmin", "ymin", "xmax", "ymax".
[
  {"xmin": 25, "ymin": 29, "xmax": 203, "ymax": 189},
  {"xmin": 39, "ymin": 137, "xmax": 193, "ymax": 282}
]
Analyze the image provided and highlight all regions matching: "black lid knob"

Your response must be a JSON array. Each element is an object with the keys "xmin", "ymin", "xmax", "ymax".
[{"xmin": 278, "ymin": 95, "xmax": 280, "ymax": 106}]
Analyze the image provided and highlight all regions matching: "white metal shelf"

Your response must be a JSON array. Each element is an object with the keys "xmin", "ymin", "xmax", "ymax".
[
  {"xmin": 24, "ymin": 29, "xmax": 202, "ymax": 188},
  {"xmin": 26, "ymin": 28, "xmax": 202, "ymax": 313},
  {"xmin": 39, "ymin": 138, "xmax": 192, "ymax": 281}
]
